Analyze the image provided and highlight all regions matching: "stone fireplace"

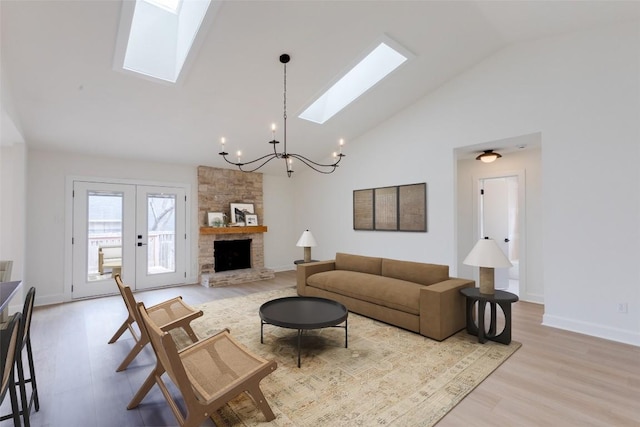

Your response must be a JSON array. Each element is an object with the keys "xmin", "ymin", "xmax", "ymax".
[{"xmin": 198, "ymin": 166, "xmax": 275, "ymax": 287}]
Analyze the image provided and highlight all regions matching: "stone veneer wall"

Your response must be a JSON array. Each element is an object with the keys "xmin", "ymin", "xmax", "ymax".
[{"xmin": 197, "ymin": 166, "xmax": 274, "ymax": 286}]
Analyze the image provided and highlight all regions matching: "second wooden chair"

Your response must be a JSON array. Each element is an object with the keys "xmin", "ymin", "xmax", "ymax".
[{"xmin": 128, "ymin": 301, "xmax": 277, "ymax": 426}]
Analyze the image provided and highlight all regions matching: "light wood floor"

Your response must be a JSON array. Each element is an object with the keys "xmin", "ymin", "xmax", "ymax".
[{"xmin": 2, "ymin": 271, "xmax": 638, "ymax": 426}]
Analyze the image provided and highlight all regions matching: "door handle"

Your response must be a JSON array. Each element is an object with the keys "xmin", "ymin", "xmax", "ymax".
[
  {"xmin": 504, "ymin": 238, "xmax": 510, "ymax": 243},
  {"xmin": 137, "ymin": 242, "xmax": 147, "ymax": 246}
]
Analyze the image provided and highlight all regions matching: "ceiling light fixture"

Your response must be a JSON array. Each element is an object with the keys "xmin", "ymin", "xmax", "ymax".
[
  {"xmin": 476, "ymin": 150, "xmax": 502, "ymax": 163},
  {"xmin": 219, "ymin": 54, "xmax": 346, "ymax": 178}
]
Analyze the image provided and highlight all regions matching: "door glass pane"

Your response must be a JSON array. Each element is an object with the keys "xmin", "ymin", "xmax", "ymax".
[
  {"xmin": 147, "ymin": 194, "xmax": 176, "ymax": 275},
  {"xmin": 88, "ymin": 191, "xmax": 123, "ymax": 281}
]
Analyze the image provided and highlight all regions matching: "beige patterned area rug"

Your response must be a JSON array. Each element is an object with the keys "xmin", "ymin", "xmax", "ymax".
[{"xmin": 173, "ymin": 287, "xmax": 521, "ymax": 426}]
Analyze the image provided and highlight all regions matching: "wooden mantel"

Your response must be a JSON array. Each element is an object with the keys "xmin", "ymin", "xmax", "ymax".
[{"xmin": 200, "ymin": 226, "xmax": 268, "ymax": 235}]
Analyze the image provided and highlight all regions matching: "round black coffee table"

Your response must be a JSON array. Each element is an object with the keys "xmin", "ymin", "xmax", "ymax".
[{"xmin": 259, "ymin": 296, "xmax": 348, "ymax": 367}]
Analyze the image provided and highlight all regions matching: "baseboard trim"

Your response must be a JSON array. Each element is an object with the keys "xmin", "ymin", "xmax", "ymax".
[
  {"xmin": 543, "ymin": 314, "xmax": 640, "ymax": 347},
  {"xmin": 35, "ymin": 294, "xmax": 65, "ymax": 307},
  {"xmin": 270, "ymin": 265, "xmax": 296, "ymax": 273}
]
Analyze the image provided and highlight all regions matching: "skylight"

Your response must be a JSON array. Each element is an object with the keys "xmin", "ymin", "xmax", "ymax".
[
  {"xmin": 115, "ymin": 0, "xmax": 212, "ymax": 83},
  {"xmin": 299, "ymin": 42, "xmax": 409, "ymax": 124},
  {"xmin": 144, "ymin": 0, "xmax": 182, "ymax": 14}
]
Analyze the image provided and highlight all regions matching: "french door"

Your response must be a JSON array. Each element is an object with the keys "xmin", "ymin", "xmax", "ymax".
[
  {"xmin": 72, "ymin": 181, "xmax": 186, "ymax": 299},
  {"xmin": 135, "ymin": 185, "xmax": 186, "ymax": 290}
]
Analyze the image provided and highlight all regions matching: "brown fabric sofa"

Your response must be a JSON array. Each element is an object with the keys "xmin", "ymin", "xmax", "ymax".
[{"xmin": 297, "ymin": 252, "xmax": 474, "ymax": 341}]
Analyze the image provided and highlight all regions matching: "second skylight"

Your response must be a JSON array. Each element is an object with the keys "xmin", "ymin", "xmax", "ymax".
[{"xmin": 299, "ymin": 42, "xmax": 409, "ymax": 124}]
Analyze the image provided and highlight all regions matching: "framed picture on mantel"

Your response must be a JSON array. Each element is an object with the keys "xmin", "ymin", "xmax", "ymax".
[
  {"xmin": 245, "ymin": 214, "xmax": 258, "ymax": 226},
  {"xmin": 207, "ymin": 212, "xmax": 225, "ymax": 227},
  {"xmin": 230, "ymin": 203, "xmax": 254, "ymax": 226}
]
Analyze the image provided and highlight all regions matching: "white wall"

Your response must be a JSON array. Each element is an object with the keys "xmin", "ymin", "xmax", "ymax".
[
  {"xmin": 0, "ymin": 143, "xmax": 26, "ymax": 271},
  {"xmin": 27, "ymin": 150, "xmax": 197, "ymax": 305},
  {"xmin": 457, "ymin": 144, "xmax": 543, "ymax": 303},
  {"xmin": 25, "ymin": 149, "xmax": 297, "ymax": 305},
  {"xmin": 294, "ymin": 22, "xmax": 640, "ymax": 346},
  {"xmin": 292, "ymin": 118, "xmax": 458, "ymax": 268},
  {"xmin": 0, "ymin": 143, "xmax": 27, "ymax": 317},
  {"xmin": 263, "ymin": 173, "xmax": 298, "ymax": 270}
]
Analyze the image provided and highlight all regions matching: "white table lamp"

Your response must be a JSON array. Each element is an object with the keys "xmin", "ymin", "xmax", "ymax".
[
  {"xmin": 463, "ymin": 238, "xmax": 512, "ymax": 294},
  {"xmin": 296, "ymin": 230, "xmax": 317, "ymax": 263}
]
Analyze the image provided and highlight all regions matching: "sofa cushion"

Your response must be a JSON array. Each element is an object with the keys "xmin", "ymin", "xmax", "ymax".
[
  {"xmin": 335, "ymin": 253, "xmax": 382, "ymax": 275},
  {"xmin": 307, "ymin": 270, "xmax": 421, "ymax": 315},
  {"xmin": 381, "ymin": 258, "xmax": 449, "ymax": 287}
]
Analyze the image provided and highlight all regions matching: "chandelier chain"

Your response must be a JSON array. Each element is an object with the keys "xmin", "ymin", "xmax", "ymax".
[{"xmin": 283, "ymin": 60, "xmax": 287, "ymax": 155}]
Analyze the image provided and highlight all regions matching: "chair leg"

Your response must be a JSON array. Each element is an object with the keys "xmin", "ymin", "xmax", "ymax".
[
  {"xmin": 115, "ymin": 340, "xmax": 147, "ymax": 372},
  {"xmin": 183, "ymin": 325, "xmax": 199, "ymax": 343},
  {"xmin": 16, "ymin": 355, "xmax": 30, "ymax": 427},
  {"xmin": 127, "ymin": 363, "xmax": 165, "ymax": 409},
  {"xmin": 9, "ymin": 375, "xmax": 21, "ymax": 427},
  {"xmin": 245, "ymin": 385, "xmax": 275, "ymax": 421},
  {"xmin": 108, "ymin": 317, "xmax": 133, "ymax": 344},
  {"xmin": 25, "ymin": 339, "xmax": 39, "ymax": 412}
]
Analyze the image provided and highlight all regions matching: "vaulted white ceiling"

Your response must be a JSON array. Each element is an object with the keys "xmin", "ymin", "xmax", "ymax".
[{"xmin": 2, "ymin": 1, "xmax": 639, "ymax": 175}]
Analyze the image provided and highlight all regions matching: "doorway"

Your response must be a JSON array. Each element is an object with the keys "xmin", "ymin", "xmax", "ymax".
[{"xmin": 71, "ymin": 180, "xmax": 187, "ymax": 299}]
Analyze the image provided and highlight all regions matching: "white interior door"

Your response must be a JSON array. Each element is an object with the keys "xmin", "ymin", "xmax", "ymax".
[
  {"xmin": 72, "ymin": 181, "xmax": 136, "ymax": 298},
  {"xmin": 72, "ymin": 181, "xmax": 187, "ymax": 298},
  {"xmin": 480, "ymin": 177, "xmax": 510, "ymax": 290},
  {"xmin": 135, "ymin": 186, "xmax": 186, "ymax": 290}
]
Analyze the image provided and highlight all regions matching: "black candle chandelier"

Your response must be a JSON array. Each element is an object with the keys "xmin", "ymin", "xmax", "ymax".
[{"xmin": 219, "ymin": 54, "xmax": 345, "ymax": 177}]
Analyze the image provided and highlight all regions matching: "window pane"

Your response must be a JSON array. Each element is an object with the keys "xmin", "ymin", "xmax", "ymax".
[
  {"xmin": 88, "ymin": 192, "xmax": 123, "ymax": 281},
  {"xmin": 147, "ymin": 194, "xmax": 176, "ymax": 274}
]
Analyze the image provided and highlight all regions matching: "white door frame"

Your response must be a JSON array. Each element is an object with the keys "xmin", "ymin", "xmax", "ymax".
[
  {"xmin": 472, "ymin": 169, "xmax": 526, "ymax": 296},
  {"xmin": 64, "ymin": 176, "xmax": 191, "ymax": 301}
]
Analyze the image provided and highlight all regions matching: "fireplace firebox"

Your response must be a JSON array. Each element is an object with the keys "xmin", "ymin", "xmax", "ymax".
[{"xmin": 214, "ymin": 239, "xmax": 252, "ymax": 272}]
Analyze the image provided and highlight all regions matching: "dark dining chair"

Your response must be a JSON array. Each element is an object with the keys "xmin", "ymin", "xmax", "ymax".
[
  {"xmin": 1, "ymin": 312, "xmax": 23, "ymax": 426},
  {"xmin": 1, "ymin": 287, "xmax": 39, "ymax": 427},
  {"xmin": 16, "ymin": 287, "xmax": 39, "ymax": 426}
]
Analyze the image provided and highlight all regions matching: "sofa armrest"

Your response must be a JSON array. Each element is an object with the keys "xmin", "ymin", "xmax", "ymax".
[
  {"xmin": 419, "ymin": 278, "xmax": 474, "ymax": 341},
  {"xmin": 296, "ymin": 260, "xmax": 335, "ymax": 295}
]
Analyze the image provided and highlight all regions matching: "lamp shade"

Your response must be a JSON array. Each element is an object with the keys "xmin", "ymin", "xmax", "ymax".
[
  {"xmin": 463, "ymin": 238, "xmax": 512, "ymax": 268},
  {"xmin": 296, "ymin": 230, "xmax": 317, "ymax": 247}
]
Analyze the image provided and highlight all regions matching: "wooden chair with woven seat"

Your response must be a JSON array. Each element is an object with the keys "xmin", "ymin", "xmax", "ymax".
[
  {"xmin": 108, "ymin": 274, "xmax": 203, "ymax": 372},
  {"xmin": 128, "ymin": 301, "xmax": 278, "ymax": 427},
  {"xmin": 0, "ymin": 312, "xmax": 22, "ymax": 427}
]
